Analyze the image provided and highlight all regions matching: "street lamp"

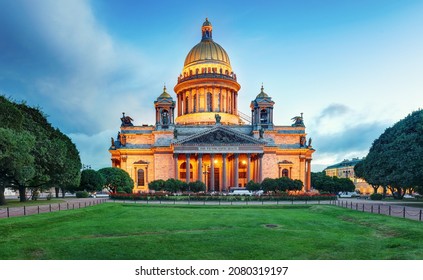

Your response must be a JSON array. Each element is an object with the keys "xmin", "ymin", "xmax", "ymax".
[{"xmin": 203, "ymin": 164, "xmax": 209, "ymax": 191}]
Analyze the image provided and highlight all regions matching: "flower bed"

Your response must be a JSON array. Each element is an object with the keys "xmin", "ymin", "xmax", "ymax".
[{"xmin": 109, "ymin": 192, "xmax": 337, "ymax": 202}]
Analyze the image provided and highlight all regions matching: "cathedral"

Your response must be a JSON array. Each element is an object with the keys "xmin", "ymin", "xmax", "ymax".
[{"xmin": 109, "ymin": 19, "xmax": 315, "ymax": 193}]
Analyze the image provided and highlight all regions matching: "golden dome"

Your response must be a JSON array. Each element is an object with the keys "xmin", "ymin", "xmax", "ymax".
[
  {"xmin": 157, "ymin": 86, "xmax": 172, "ymax": 99},
  {"xmin": 184, "ymin": 41, "xmax": 231, "ymax": 67},
  {"xmin": 256, "ymin": 85, "xmax": 269, "ymax": 98},
  {"xmin": 183, "ymin": 18, "xmax": 232, "ymax": 70}
]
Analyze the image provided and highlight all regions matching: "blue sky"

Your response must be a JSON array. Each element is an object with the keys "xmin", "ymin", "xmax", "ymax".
[{"xmin": 1, "ymin": 0, "xmax": 422, "ymax": 171}]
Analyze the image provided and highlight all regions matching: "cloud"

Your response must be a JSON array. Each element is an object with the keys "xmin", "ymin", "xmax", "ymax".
[
  {"xmin": 316, "ymin": 103, "xmax": 350, "ymax": 121},
  {"xmin": 68, "ymin": 129, "xmax": 116, "ymax": 170},
  {"xmin": 0, "ymin": 0, "xmax": 155, "ymax": 136}
]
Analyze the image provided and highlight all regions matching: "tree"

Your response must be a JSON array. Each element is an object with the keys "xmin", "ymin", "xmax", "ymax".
[
  {"xmin": 79, "ymin": 169, "xmax": 105, "ymax": 193},
  {"xmin": 362, "ymin": 110, "xmax": 423, "ymax": 199},
  {"xmin": 148, "ymin": 179, "xmax": 166, "ymax": 191},
  {"xmin": 246, "ymin": 180, "xmax": 261, "ymax": 191},
  {"xmin": 0, "ymin": 96, "xmax": 81, "ymax": 203},
  {"xmin": 187, "ymin": 181, "xmax": 206, "ymax": 193},
  {"xmin": 261, "ymin": 178, "xmax": 279, "ymax": 192},
  {"xmin": 164, "ymin": 178, "xmax": 181, "ymax": 193},
  {"xmin": 311, "ymin": 172, "xmax": 353, "ymax": 194},
  {"xmin": 98, "ymin": 167, "xmax": 134, "ymax": 193},
  {"xmin": 0, "ymin": 128, "xmax": 35, "ymax": 205}
]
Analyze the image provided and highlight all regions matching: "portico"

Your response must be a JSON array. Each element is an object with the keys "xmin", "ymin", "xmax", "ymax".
[{"xmin": 173, "ymin": 125, "xmax": 265, "ymax": 191}]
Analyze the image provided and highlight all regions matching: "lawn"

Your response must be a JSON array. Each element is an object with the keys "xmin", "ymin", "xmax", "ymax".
[{"xmin": 0, "ymin": 203, "xmax": 422, "ymax": 260}]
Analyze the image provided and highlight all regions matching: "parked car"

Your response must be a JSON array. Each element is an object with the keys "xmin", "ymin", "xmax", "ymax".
[
  {"xmin": 338, "ymin": 191, "xmax": 359, "ymax": 198},
  {"xmin": 403, "ymin": 194, "xmax": 415, "ymax": 199},
  {"xmin": 253, "ymin": 190, "xmax": 264, "ymax": 196},
  {"xmin": 228, "ymin": 189, "xmax": 253, "ymax": 196}
]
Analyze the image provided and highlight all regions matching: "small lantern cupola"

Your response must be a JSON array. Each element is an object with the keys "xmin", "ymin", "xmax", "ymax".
[
  {"xmin": 250, "ymin": 84, "xmax": 275, "ymax": 130},
  {"xmin": 154, "ymin": 85, "xmax": 176, "ymax": 130}
]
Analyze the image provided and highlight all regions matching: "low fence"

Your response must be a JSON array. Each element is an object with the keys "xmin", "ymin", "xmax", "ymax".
[
  {"xmin": 0, "ymin": 199, "xmax": 108, "ymax": 219},
  {"xmin": 335, "ymin": 200, "xmax": 423, "ymax": 222}
]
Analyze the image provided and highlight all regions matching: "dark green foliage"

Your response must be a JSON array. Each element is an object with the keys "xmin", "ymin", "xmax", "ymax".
[
  {"xmin": 75, "ymin": 191, "xmax": 89, "ymax": 198},
  {"xmin": 370, "ymin": 193, "xmax": 383, "ymax": 200},
  {"xmin": 0, "ymin": 96, "xmax": 81, "ymax": 204},
  {"xmin": 187, "ymin": 181, "xmax": 206, "ymax": 193},
  {"xmin": 164, "ymin": 178, "xmax": 184, "ymax": 192},
  {"xmin": 148, "ymin": 179, "xmax": 166, "ymax": 191},
  {"xmin": 79, "ymin": 169, "xmax": 105, "ymax": 193},
  {"xmin": 261, "ymin": 178, "xmax": 279, "ymax": 192},
  {"xmin": 98, "ymin": 167, "xmax": 134, "ymax": 194},
  {"xmin": 360, "ymin": 110, "xmax": 423, "ymax": 198},
  {"xmin": 311, "ymin": 172, "xmax": 355, "ymax": 194},
  {"xmin": 246, "ymin": 180, "xmax": 261, "ymax": 191}
]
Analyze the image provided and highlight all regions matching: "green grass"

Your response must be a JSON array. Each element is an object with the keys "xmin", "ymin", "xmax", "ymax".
[{"xmin": 0, "ymin": 203, "xmax": 422, "ymax": 260}]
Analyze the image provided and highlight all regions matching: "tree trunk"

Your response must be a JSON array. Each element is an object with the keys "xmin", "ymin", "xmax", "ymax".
[
  {"xmin": 61, "ymin": 187, "xmax": 66, "ymax": 198},
  {"xmin": 0, "ymin": 186, "xmax": 6, "ymax": 205},
  {"xmin": 19, "ymin": 186, "xmax": 26, "ymax": 202},
  {"xmin": 382, "ymin": 186, "xmax": 387, "ymax": 198},
  {"xmin": 371, "ymin": 185, "xmax": 379, "ymax": 194},
  {"xmin": 55, "ymin": 187, "xmax": 59, "ymax": 198}
]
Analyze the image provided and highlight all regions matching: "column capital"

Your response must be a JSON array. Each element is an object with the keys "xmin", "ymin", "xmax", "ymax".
[
  {"xmin": 234, "ymin": 153, "xmax": 239, "ymax": 159},
  {"xmin": 222, "ymin": 153, "xmax": 227, "ymax": 158},
  {"xmin": 197, "ymin": 153, "xmax": 203, "ymax": 159}
]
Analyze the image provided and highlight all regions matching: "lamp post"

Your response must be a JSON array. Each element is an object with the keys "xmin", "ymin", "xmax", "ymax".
[{"xmin": 203, "ymin": 164, "xmax": 209, "ymax": 191}]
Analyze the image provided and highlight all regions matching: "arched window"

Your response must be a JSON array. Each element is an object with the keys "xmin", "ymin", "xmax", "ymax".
[
  {"xmin": 207, "ymin": 92, "xmax": 212, "ymax": 112},
  {"xmin": 282, "ymin": 169, "xmax": 289, "ymax": 177},
  {"xmin": 260, "ymin": 109, "xmax": 268, "ymax": 124},
  {"xmin": 179, "ymin": 162, "xmax": 193, "ymax": 179},
  {"xmin": 137, "ymin": 169, "xmax": 145, "ymax": 186}
]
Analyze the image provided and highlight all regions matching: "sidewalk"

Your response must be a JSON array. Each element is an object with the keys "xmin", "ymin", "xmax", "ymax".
[{"xmin": 0, "ymin": 198, "xmax": 107, "ymax": 218}]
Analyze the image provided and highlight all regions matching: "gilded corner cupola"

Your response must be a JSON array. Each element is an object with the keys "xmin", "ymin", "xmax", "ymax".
[{"xmin": 174, "ymin": 18, "xmax": 241, "ymax": 126}]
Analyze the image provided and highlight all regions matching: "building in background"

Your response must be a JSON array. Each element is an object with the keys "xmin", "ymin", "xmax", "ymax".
[
  {"xmin": 324, "ymin": 158, "xmax": 374, "ymax": 194},
  {"xmin": 109, "ymin": 19, "xmax": 315, "ymax": 193}
]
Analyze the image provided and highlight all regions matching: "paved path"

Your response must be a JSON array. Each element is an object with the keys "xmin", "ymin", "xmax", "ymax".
[
  {"xmin": 0, "ymin": 198, "xmax": 107, "ymax": 218},
  {"xmin": 335, "ymin": 198, "xmax": 423, "ymax": 222}
]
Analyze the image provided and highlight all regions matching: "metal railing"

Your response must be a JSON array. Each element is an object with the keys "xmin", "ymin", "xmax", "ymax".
[
  {"xmin": 0, "ymin": 199, "xmax": 108, "ymax": 219},
  {"xmin": 335, "ymin": 200, "xmax": 423, "ymax": 222}
]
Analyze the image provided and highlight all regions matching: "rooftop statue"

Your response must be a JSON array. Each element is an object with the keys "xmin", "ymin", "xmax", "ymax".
[
  {"xmin": 291, "ymin": 112, "xmax": 305, "ymax": 127},
  {"xmin": 259, "ymin": 127, "xmax": 264, "ymax": 139},
  {"xmin": 121, "ymin": 112, "xmax": 134, "ymax": 127},
  {"xmin": 215, "ymin": 114, "xmax": 221, "ymax": 124}
]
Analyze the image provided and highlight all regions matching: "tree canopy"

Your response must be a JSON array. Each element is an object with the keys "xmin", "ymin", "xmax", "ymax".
[
  {"xmin": 311, "ymin": 172, "xmax": 355, "ymax": 194},
  {"xmin": 98, "ymin": 167, "xmax": 134, "ymax": 193},
  {"xmin": 0, "ymin": 96, "xmax": 81, "ymax": 204},
  {"xmin": 79, "ymin": 169, "xmax": 105, "ymax": 193},
  {"xmin": 358, "ymin": 110, "xmax": 423, "ymax": 198}
]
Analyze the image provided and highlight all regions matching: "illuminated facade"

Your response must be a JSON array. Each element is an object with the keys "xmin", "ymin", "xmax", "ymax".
[
  {"xmin": 109, "ymin": 19, "xmax": 315, "ymax": 193},
  {"xmin": 324, "ymin": 158, "xmax": 374, "ymax": 194}
]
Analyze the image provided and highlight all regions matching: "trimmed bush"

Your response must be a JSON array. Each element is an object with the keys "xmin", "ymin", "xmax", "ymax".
[
  {"xmin": 370, "ymin": 193, "xmax": 383, "ymax": 200},
  {"xmin": 75, "ymin": 191, "xmax": 89, "ymax": 198}
]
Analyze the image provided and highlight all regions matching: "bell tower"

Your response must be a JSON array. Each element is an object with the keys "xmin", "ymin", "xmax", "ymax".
[
  {"xmin": 250, "ymin": 85, "xmax": 275, "ymax": 130},
  {"xmin": 154, "ymin": 86, "xmax": 176, "ymax": 130}
]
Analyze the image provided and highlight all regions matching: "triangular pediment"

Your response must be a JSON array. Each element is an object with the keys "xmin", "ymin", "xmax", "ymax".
[{"xmin": 174, "ymin": 125, "xmax": 264, "ymax": 146}]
